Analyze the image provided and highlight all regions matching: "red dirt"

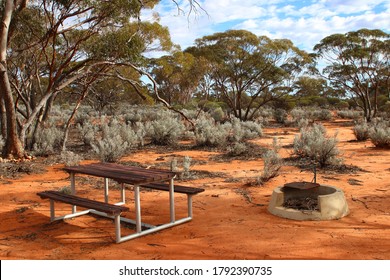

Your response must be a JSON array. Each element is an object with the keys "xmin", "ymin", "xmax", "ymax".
[{"xmin": 1, "ymin": 119, "xmax": 389, "ymax": 260}]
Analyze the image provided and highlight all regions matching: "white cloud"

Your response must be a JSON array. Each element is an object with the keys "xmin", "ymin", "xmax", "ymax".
[{"xmin": 149, "ymin": 0, "xmax": 390, "ymax": 52}]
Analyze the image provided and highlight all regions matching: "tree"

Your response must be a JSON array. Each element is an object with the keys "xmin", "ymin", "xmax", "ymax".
[
  {"xmin": 0, "ymin": 0, "xmax": 27, "ymax": 158},
  {"xmin": 0, "ymin": 0, "xmax": 200, "ymax": 158},
  {"xmin": 294, "ymin": 76, "xmax": 327, "ymax": 98},
  {"xmin": 314, "ymin": 29, "xmax": 390, "ymax": 121},
  {"xmin": 187, "ymin": 30, "xmax": 313, "ymax": 121},
  {"xmin": 149, "ymin": 51, "xmax": 208, "ymax": 105}
]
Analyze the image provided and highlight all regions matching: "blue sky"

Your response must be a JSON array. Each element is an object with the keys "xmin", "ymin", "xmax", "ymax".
[{"xmin": 144, "ymin": 0, "xmax": 390, "ymax": 52}]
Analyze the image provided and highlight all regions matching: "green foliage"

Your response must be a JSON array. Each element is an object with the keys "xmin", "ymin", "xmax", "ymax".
[
  {"xmin": 314, "ymin": 29, "xmax": 390, "ymax": 121},
  {"xmin": 188, "ymin": 29, "xmax": 312, "ymax": 121}
]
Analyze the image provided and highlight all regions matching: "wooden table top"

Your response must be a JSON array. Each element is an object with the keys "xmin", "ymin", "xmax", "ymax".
[{"xmin": 63, "ymin": 162, "xmax": 176, "ymax": 185}]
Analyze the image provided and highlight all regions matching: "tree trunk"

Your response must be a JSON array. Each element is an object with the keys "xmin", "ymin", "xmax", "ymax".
[
  {"xmin": 0, "ymin": 0, "xmax": 26, "ymax": 158},
  {"xmin": 0, "ymin": 64, "xmax": 24, "ymax": 158},
  {"xmin": 62, "ymin": 91, "xmax": 88, "ymax": 151},
  {"xmin": 0, "ymin": 93, "xmax": 7, "ymax": 138}
]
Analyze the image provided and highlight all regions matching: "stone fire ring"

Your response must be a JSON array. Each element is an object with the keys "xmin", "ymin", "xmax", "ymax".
[{"xmin": 268, "ymin": 184, "xmax": 349, "ymax": 221}]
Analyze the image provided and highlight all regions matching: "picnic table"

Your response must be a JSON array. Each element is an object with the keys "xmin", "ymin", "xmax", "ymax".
[{"xmin": 37, "ymin": 162, "xmax": 204, "ymax": 243}]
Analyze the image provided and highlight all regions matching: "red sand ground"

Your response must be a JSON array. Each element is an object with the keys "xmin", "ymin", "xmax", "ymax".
[{"xmin": 0, "ymin": 119, "xmax": 389, "ymax": 260}]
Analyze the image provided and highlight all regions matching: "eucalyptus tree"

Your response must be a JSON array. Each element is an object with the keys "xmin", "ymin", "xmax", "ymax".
[
  {"xmin": 314, "ymin": 29, "xmax": 390, "ymax": 121},
  {"xmin": 149, "ymin": 51, "xmax": 209, "ymax": 105},
  {"xmin": 0, "ymin": 0, "xmax": 200, "ymax": 158},
  {"xmin": 187, "ymin": 30, "xmax": 313, "ymax": 121}
]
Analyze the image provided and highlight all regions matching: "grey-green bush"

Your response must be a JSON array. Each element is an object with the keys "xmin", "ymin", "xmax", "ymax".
[
  {"xmin": 33, "ymin": 125, "xmax": 63, "ymax": 156},
  {"xmin": 145, "ymin": 110, "xmax": 185, "ymax": 145},
  {"xmin": 91, "ymin": 118, "xmax": 136, "ymax": 162},
  {"xmin": 259, "ymin": 149, "xmax": 283, "ymax": 184},
  {"xmin": 293, "ymin": 124, "xmax": 341, "ymax": 167},
  {"xmin": 194, "ymin": 114, "xmax": 230, "ymax": 147},
  {"xmin": 369, "ymin": 121, "xmax": 390, "ymax": 148},
  {"xmin": 61, "ymin": 150, "xmax": 82, "ymax": 166},
  {"xmin": 353, "ymin": 121, "xmax": 370, "ymax": 141},
  {"xmin": 77, "ymin": 122, "xmax": 97, "ymax": 146}
]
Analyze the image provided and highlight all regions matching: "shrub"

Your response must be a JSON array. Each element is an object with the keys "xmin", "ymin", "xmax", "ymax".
[
  {"xmin": 258, "ymin": 149, "xmax": 283, "ymax": 184},
  {"xmin": 33, "ymin": 125, "xmax": 63, "ymax": 156},
  {"xmin": 297, "ymin": 118, "xmax": 309, "ymax": 130},
  {"xmin": 58, "ymin": 186, "xmax": 72, "ymax": 195},
  {"xmin": 336, "ymin": 110, "xmax": 362, "ymax": 120},
  {"xmin": 273, "ymin": 108, "xmax": 287, "ymax": 124},
  {"xmin": 290, "ymin": 107, "xmax": 307, "ymax": 123},
  {"xmin": 210, "ymin": 107, "xmax": 225, "ymax": 122},
  {"xmin": 194, "ymin": 114, "xmax": 230, "ymax": 147},
  {"xmin": 182, "ymin": 156, "xmax": 192, "ymax": 177},
  {"xmin": 353, "ymin": 121, "xmax": 370, "ymax": 141},
  {"xmin": 369, "ymin": 121, "xmax": 390, "ymax": 148},
  {"xmin": 227, "ymin": 142, "xmax": 248, "ymax": 156},
  {"xmin": 60, "ymin": 151, "xmax": 82, "ymax": 166},
  {"xmin": 313, "ymin": 109, "xmax": 332, "ymax": 121},
  {"xmin": 293, "ymin": 124, "xmax": 341, "ymax": 167},
  {"xmin": 91, "ymin": 119, "xmax": 135, "ymax": 162},
  {"xmin": 77, "ymin": 122, "xmax": 97, "ymax": 146},
  {"xmin": 229, "ymin": 118, "xmax": 262, "ymax": 143},
  {"xmin": 92, "ymin": 135, "xmax": 129, "ymax": 162},
  {"xmin": 145, "ymin": 110, "xmax": 185, "ymax": 145}
]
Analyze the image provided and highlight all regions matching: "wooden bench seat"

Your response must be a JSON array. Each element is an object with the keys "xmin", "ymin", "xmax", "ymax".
[
  {"xmin": 140, "ymin": 182, "xmax": 205, "ymax": 195},
  {"xmin": 37, "ymin": 190, "xmax": 129, "ymax": 216}
]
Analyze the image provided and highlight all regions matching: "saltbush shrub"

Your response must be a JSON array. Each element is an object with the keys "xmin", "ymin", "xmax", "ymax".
[
  {"xmin": 258, "ymin": 149, "xmax": 283, "ymax": 184},
  {"xmin": 313, "ymin": 109, "xmax": 332, "ymax": 121},
  {"xmin": 273, "ymin": 108, "xmax": 288, "ymax": 124},
  {"xmin": 229, "ymin": 118, "xmax": 262, "ymax": 143},
  {"xmin": 293, "ymin": 124, "xmax": 341, "ymax": 167},
  {"xmin": 336, "ymin": 110, "xmax": 362, "ymax": 120},
  {"xmin": 91, "ymin": 118, "xmax": 138, "ymax": 162},
  {"xmin": 33, "ymin": 125, "xmax": 63, "ymax": 156},
  {"xmin": 227, "ymin": 142, "xmax": 248, "ymax": 156},
  {"xmin": 60, "ymin": 150, "xmax": 82, "ymax": 166},
  {"xmin": 353, "ymin": 121, "xmax": 370, "ymax": 141},
  {"xmin": 369, "ymin": 121, "xmax": 390, "ymax": 148},
  {"xmin": 145, "ymin": 110, "xmax": 185, "ymax": 145},
  {"xmin": 77, "ymin": 122, "xmax": 97, "ymax": 146},
  {"xmin": 194, "ymin": 114, "xmax": 230, "ymax": 147}
]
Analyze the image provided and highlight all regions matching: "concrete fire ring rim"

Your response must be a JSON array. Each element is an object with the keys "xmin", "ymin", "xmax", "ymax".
[{"xmin": 267, "ymin": 184, "xmax": 350, "ymax": 221}]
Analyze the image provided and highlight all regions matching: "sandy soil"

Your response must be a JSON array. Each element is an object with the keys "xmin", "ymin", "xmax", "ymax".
[{"xmin": 1, "ymin": 119, "xmax": 389, "ymax": 260}]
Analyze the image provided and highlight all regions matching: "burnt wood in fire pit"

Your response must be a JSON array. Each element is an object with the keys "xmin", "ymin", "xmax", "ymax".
[{"xmin": 268, "ymin": 184, "xmax": 349, "ymax": 220}]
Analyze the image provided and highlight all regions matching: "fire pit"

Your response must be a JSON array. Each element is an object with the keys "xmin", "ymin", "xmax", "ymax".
[{"xmin": 268, "ymin": 182, "xmax": 349, "ymax": 220}]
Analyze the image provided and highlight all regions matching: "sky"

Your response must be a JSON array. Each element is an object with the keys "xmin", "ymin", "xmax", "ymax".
[{"xmin": 144, "ymin": 0, "xmax": 390, "ymax": 53}]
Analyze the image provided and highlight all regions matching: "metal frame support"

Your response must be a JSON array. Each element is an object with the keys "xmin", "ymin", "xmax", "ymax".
[
  {"xmin": 169, "ymin": 178, "xmax": 175, "ymax": 223},
  {"xmin": 104, "ymin": 178, "xmax": 109, "ymax": 203},
  {"xmin": 134, "ymin": 185, "xmax": 142, "ymax": 233},
  {"xmin": 70, "ymin": 173, "xmax": 76, "ymax": 214}
]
